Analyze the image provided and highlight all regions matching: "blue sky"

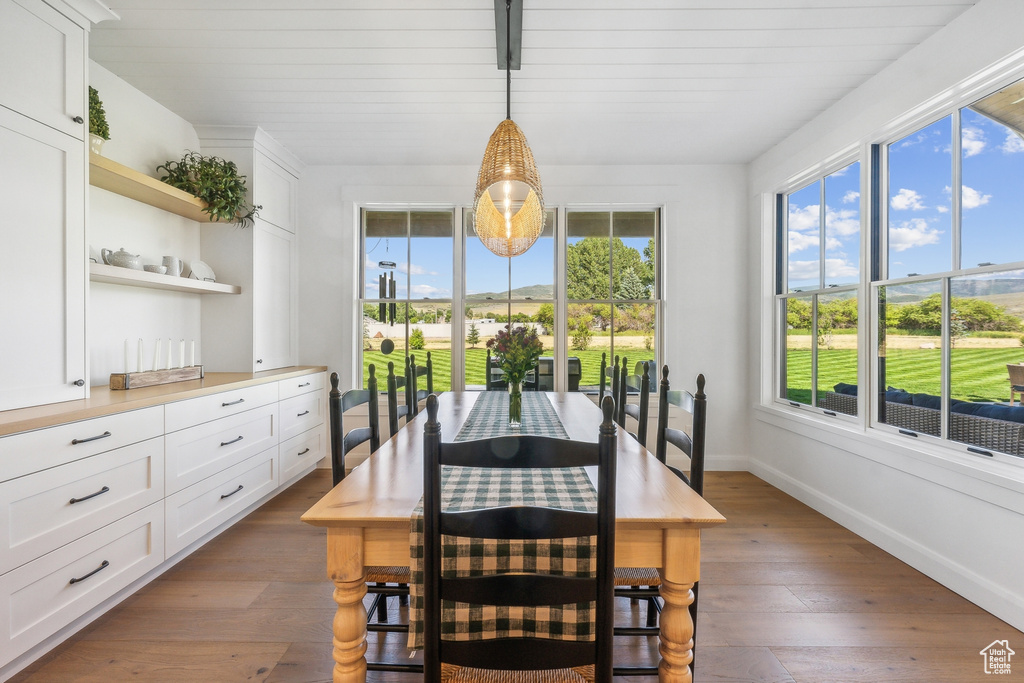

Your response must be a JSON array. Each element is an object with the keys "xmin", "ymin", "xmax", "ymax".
[{"xmin": 789, "ymin": 105, "xmax": 1024, "ymax": 289}]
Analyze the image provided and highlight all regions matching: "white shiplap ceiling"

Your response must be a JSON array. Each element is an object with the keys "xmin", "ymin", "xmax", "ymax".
[{"xmin": 90, "ymin": 0, "xmax": 978, "ymax": 167}]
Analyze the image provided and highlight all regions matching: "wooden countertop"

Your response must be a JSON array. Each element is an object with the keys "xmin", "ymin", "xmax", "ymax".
[{"xmin": 0, "ymin": 366, "xmax": 327, "ymax": 437}]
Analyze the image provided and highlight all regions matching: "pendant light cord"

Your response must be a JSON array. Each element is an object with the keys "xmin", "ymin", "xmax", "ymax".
[{"xmin": 506, "ymin": 0, "xmax": 512, "ymax": 120}]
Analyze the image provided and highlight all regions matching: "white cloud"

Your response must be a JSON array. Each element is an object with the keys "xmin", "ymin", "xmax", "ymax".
[
  {"xmin": 788, "ymin": 260, "xmax": 819, "ymax": 282},
  {"xmin": 842, "ymin": 190, "xmax": 859, "ymax": 204},
  {"xmin": 825, "ymin": 237, "xmax": 842, "ymax": 250},
  {"xmin": 824, "ymin": 258, "xmax": 859, "ymax": 279},
  {"xmin": 961, "ymin": 184, "xmax": 991, "ymax": 209},
  {"xmin": 961, "ymin": 126, "xmax": 986, "ymax": 157},
  {"xmin": 889, "ymin": 218, "xmax": 942, "ymax": 252},
  {"xmin": 788, "ymin": 231, "xmax": 818, "ymax": 254},
  {"xmin": 788, "ymin": 203, "xmax": 820, "ymax": 233},
  {"xmin": 898, "ymin": 133, "xmax": 927, "ymax": 148},
  {"xmin": 936, "ymin": 205, "xmax": 949, "ymax": 213},
  {"xmin": 1002, "ymin": 131, "xmax": 1024, "ymax": 154},
  {"xmin": 825, "ymin": 207, "xmax": 859, "ymax": 237},
  {"xmin": 890, "ymin": 188, "xmax": 925, "ymax": 211},
  {"xmin": 410, "ymin": 284, "xmax": 450, "ymax": 298}
]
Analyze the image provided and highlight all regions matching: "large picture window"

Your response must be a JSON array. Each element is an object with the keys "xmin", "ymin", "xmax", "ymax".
[
  {"xmin": 778, "ymin": 162, "xmax": 861, "ymax": 414},
  {"xmin": 875, "ymin": 79, "xmax": 1024, "ymax": 457}
]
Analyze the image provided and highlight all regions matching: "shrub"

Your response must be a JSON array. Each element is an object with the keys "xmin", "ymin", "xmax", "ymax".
[{"xmin": 409, "ymin": 328, "xmax": 425, "ymax": 350}]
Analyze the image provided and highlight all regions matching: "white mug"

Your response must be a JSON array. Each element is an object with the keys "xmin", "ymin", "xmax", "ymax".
[{"xmin": 162, "ymin": 256, "xmax": 183, "ymax": 277}]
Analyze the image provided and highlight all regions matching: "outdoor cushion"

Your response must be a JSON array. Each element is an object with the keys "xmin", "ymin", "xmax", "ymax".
[
  {"xmin": 911, "ymin": 393, "xmax": 941, "ymax": 410},
  {"xmin": 969, "ymin": 403, "xmax": 1024, "ymax": 424},
  {"xmin": 951, "ymin": 401, "xmax": 989, "ymax": 416},
  {"xmin": 833, "ymin": 383, "xmax": 858, "ymax": 396},
  {"xmin": 886, "ymin": 389, "xmax": 914, "ymax": 404}
]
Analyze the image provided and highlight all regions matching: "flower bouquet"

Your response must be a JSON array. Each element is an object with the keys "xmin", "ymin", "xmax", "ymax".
[{"xmin": 486, "ymin": 325, "xmax": 543, "ymax": 427}]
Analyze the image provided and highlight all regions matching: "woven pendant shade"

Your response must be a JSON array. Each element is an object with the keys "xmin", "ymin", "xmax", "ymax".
[{"xmin": 473, "ymin": 118, "xmax": 545, "ymax": 258}]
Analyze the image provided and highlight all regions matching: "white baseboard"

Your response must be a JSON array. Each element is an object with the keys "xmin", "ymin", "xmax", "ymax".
[{"xmin": 748, "ymin": 458, "xmax": 1024, "ymax": 631}]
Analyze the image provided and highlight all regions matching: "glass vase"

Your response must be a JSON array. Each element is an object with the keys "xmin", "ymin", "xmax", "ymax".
[{"xmin": 508, "ymin": 381, "xmax": 523, "ymax": 428}]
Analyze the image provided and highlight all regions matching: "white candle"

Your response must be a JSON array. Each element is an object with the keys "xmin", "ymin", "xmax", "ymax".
[
  {"xmin": 167, "ymin": 338, "xmax": 172, "ymax": 370},
  {"xmin": 153, "ymin": 339, "xmax": 161, "ymax": 371},
  {"xmin": 124, "ymin": 339, "xmax": 129, "ymax": 374},
  {"xmin": 137, "ymin": 338, "xmax": 143, "ymax": 373},
  {"xmin": 179, "ymin": 339, "xmax": 185, "ymax": 369},
  {"xmin": 190, "ymin": 340, "xmax": 195, "ymax": 367}
]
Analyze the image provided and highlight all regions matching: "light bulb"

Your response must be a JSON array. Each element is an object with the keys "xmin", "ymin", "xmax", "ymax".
[
  {"xmin": 503, "ymin": 196, "xmax": 511, "ymax": 210},
  {"xmin": 503, "ymin": 180, "xmax": 511, "ymax": 195}
]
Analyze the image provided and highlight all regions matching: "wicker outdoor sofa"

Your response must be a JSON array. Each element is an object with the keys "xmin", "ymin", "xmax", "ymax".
[{"xmin": 819, "ymin": 390, "xmax": 1024, "ymax": 457}]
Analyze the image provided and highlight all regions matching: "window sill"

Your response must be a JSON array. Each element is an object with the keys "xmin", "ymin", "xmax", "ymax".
[{"xmin": 754, "ymin": 402, "xmax": 1024, "ymax": 514}]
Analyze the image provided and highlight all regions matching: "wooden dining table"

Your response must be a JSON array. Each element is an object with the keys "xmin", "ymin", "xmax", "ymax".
[{"xmin": 302, "ymin": 391, "xmax": 726, "ymax": 683}]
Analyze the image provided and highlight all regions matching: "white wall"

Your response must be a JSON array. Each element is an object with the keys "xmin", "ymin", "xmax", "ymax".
[
  {"xmin": 748, "ymin": 0, "xmax": 1024, "ymax": 630},
  {"xmin": 87, "ymin": 62, "xmax": 203, "ymax": 383},
  {"xmin": 297, "ymin": 163, "xmax": 750, "ymax": 468}
]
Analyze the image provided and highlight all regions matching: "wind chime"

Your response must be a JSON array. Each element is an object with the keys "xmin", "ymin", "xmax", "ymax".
[{"xmin": 377, "ymin": 238, "xmax": 398, "ymax": 355}]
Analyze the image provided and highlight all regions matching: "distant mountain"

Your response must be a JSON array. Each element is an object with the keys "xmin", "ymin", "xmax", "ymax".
[
  {"xmin": 884, "ymin": 278, "xmax": 1024, "ymax": 303},
  {"xmin": 467, "ymin": 283, "xmax": 554, "ymax": 300}
]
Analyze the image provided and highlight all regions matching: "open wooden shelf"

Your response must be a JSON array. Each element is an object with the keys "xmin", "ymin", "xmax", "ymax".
[
  {"xmin": 89, "ymin": 153, "xmax": 212, "ymax": 223},
  {"xmin": 90, "ymin": 263, "xmax": 241, "ymax": 295}
]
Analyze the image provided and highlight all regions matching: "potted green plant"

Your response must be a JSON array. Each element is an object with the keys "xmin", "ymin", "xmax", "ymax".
[
  {"xmin": 88, "ymin": 86, "xmax": 110, "ymax": 155},
  {"xmin": 486, "ymin": 325, "xmax": 543, "ymax": 427},
  {"xmin": 156, "ymin": 151, "xmax": 261, "ymax": 227}
]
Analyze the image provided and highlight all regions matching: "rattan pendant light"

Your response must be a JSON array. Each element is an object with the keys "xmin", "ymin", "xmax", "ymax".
[{"xmin": 473, "ymin": 0, "xmax": 544, "ymax": 258}]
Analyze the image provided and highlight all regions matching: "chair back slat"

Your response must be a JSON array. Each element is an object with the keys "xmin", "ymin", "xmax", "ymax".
[
  {"xmin": 617, "ymin": 355, "xmax": 628, "ymax": 427},
  {"xmin": 599, "ymin": 352, "xmax": 608, "ymax": 400},
  {"xmin": 329, "ymin": 366, "xmax": 380, "ymax": 486},
  {"xmin": 422, "ymin": 394, "xmax": 616, "ymax": 683},
  {"xmin": 655, "ymin": 366, "xmax": 707, "ymax": 496}
]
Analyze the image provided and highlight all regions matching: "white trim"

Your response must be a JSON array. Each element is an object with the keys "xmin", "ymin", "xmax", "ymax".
[{"xmin": 749, "ymin": 456, "xmax": 1024, "ymax": 630}]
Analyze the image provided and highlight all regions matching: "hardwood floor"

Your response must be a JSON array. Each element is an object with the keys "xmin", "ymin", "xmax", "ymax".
[{"xmin": 10, "ymin": 470, "xmax": 1021, "ymax": 682}]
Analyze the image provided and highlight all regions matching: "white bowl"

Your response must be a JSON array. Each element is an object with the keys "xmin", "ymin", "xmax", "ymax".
[{"xmin": 144, "ymin": 265, "xmax": 168, "ymax": 275}]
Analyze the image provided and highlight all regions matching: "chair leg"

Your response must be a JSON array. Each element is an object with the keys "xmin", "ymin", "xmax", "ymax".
[
  {"xmin": 630, "ymin": 584, "xmax": 640, "ymax": 604},
  {"xmin": 645, "ymin": 596, "xmax": 660, "ymax": 628},
  {"xmin": 398, "ymin": 585, "xmax": 409, "ymax": 606},
  {"xmin": 375, "ymin": 583, "xmax": 389, "ymax": 623}
]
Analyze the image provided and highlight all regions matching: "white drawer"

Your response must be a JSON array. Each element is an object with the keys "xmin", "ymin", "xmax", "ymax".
[
  {"xmin": 0, "ymin": 407, "xmax": 163, "ymax": 483},
  {"xmin": 164, "ymin": 382, "xmax": 278, "ymax": 434},
  {"xmin": 0, "ymin": 503, "xmax": 163, "ymax": 666},
  {"xmin": 164, "ymin": 402, "xmax": 278, "ymax": 495},
  {"xmin": 0, "ymin": 437, "xmax": 163, "ymax": 575},
  {"xmin": 280, "ymin": 426, "xmax": 324, "ymax": 484},
  {"xmin": 279, "ymin": 392, "xmax": 324, "ymax": 443},
  {"xmin": 164, "ymin": 447, "xmax": 278, "ymax": 558},
  {"xmin": 278, "ymin": 371, "xmax": 324, "ymax": 401}
]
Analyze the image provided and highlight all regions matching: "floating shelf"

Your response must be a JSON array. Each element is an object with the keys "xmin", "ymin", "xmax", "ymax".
[
  {"xmin": 89, "ymin": 153, "xmax": 212, "ymax": 223},
  {"xmin": 90, "ymin": 263, "xmax": 241, "ymax": 295}
]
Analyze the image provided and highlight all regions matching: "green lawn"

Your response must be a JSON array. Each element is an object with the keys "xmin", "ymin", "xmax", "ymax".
[
  {"xmin": 785, "ymin": 347, "xmax": 1024, "ymax": 405},
  {"xmin": 362, "ymin": 348, "xmax": 656, "ymax": 390}
]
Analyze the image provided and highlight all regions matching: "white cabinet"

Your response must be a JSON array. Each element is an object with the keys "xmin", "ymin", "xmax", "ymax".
[
  {"xmin": 197, "ymin": 126, "xmax": 302, "ymax": 372},
  {"xmin": 0, "ymin": 106, "xmax": 86, "ymax": 411},
  {"xmin": 0, "ymin": 0, "xmax": 86, "ymax": 140}
]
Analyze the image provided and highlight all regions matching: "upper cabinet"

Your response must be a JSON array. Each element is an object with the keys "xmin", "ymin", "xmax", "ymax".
[
  {"xmin": 197, "ymin": 127, "xmax": 303, "ymax": 372},
  {"xmin": 0, "ymin": 0, "xmax": 85, "ymax": 139}
]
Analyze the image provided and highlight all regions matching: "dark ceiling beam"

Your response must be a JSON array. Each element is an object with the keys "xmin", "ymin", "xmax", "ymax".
[{"xmin": 494, "ymin": 0, "xmax": 522, "ymax": 70}]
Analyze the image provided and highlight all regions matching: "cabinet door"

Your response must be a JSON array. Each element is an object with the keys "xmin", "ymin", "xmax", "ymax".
[
  {"xmin": 252, "ymin": 221, "xmax": 296, "ymax": 371},
  {"xmin": 0, "ymin": 107, "xmax": 86, "ymax": 410},
  {"xmin": 0, "ymin": 0, "xmax": 86, "ymax": 139},
  {"xmin": 254, "ymin": 153, "xmax": 297, "ymax": 233}
]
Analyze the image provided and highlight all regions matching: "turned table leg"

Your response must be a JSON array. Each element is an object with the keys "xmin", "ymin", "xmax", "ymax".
[
  {"xmin": 328, "ymin": 527, "xmax": 368, "ymax": 683},
  {"xmin": 658, "ymin": 528, "xmax": 699, "ymax": 683}
]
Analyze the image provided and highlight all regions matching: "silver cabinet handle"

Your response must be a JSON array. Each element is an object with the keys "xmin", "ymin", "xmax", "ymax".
[
  {"xmin": 220, "ymin": 435, "xmax": 244, "ymax": 446},
  {"xmin": 298, "ymin": 382, "xmax": 310, "ymax": 388},
  {"xmin": 69, "ymin": 560, "xmax": 109, "ymax": 584},
  {"xmin": 221, "ymin": 398, "xmax": 245, "ymax": 407},
  {"xmin": 72, "ymin": 431, "xmax": 111, "ymax": 445},
  {"xmin": 297, "ymin": 410, "xmax": 310, "ymax": 417},
  {"xmin": 70, "ymin": 486, "xmax": 110, "ymax": 505},
  {"xmin": 297, "ymin": 448, "xmax": 310, "ymax": 456},
  {"xmin": 220, "ymin": 484, "xmax": 244, "ymax": 499}
]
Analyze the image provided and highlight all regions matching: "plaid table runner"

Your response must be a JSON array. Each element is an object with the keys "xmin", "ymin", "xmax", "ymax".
[{"xmin": 408, "ymin": 391, "xmax": 595, "ymax": 649}]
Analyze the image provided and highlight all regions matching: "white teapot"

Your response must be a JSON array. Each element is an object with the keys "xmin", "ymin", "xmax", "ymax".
[{"xmin": 101, "ymin": 247, "xmax": 143, "ymax": 270}]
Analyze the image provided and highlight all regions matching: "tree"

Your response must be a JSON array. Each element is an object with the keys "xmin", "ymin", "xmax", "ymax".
[
  {"xmin": 786, "ymin": 298, "xmax": 812, "ymax": 329},
  {"xmin": 616, "ymin": 266, "xmax": 649, "ymax": 300},
  {"xmin": 570, "ymin": 315, "xmax": 593, "ymax": 351},
  {"xmin": 949, "ymin": 308, "xmax": 968, "ymax": 348},
  {"xmin": 566, "ymin": 237, "xmax": 646, "ymax": 299},
  {"xmin": 467, "ymin": 322, "xmax": 481, "ymax": 348},
  {"xmin": 535, "ymin": 303, "xmax": 554, "ymax": 332},
  {"xmin": 409, "ymin": 328, "xmax": 425, "ymax": 350}
]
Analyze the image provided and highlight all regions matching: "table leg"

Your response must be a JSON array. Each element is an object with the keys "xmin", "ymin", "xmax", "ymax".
[
  {"xmin": 658, "ymin": 528, "xmax": 699, "ymax": 683},
  {"xmin": 328, "ymin": 527, "xmax": 368, "ymax": 683}
]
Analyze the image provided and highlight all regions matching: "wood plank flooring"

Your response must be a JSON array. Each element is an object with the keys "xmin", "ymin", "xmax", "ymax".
[{"xmin": 10, "ymin": 470, "xmax": 1022, "ymax": 682}]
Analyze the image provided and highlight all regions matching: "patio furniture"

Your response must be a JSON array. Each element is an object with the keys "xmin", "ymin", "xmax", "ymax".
[{"xmin": 1009, "ymin": 363, "xmax": 1024, "ymax": 405}]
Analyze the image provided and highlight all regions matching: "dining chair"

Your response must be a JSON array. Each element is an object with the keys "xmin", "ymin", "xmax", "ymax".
[
  {"xmin": 613, "ymin": 366, "xmax": 708, "ymax": 675},
  {"xmin": 408, "ymin": 352, "xmax": 432, "ymax": 416},
  {"xmin": 485, "ymin": 349, "xmax": 507, "ymax": 390},
  {"xmin": 616, "ymin": 355, "xmax": 629, "ymax": 427},
  {"xmin": 599, "ymin": 354, "xmax": 620, "ymax": 411},
  {"xmin": 386, "ymin": 360, "xmax": 410, "ymax": 436},
  {"xmin": 422, "ymin": 394, "xmax": 617, "ymax": 683},
  {"xmin": 622, "ymin": 361, "xmax": 652, "ymax": 447},
  {"xmin": 329, "ymin": 369, "xmax": 380, "ymax": 487}
]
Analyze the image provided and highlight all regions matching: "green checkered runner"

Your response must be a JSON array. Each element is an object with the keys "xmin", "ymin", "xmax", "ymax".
[{"xmin": 408, "ymin": 392, "xmax": 596, "ymax": 649}]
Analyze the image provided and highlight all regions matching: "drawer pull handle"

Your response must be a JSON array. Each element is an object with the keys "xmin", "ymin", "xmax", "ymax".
[
  {"xmin": 297, "ymin": 448, "xmax": 310, "ymax": 455},
  {"xmin": 71, "ymin": 431, "xmax": 111, "ymax": 445},
  {"xmin": 70, "ymin": 486, "xmax": 110, "ymax": 505},
  {"xmin": 297, "ymin": 410, "xmax": 310, "ymax": 417},
  {"xmin": 220, "ymin": 484, "xmax": 244, "ymax": 499},
  {"xmin": 69, "ymin": 560, "xmax": 109, "ymax": 585},
  {"xmin": 221, "ymin": 398, "xmax": 245, "ymax": 407},
  {"xmin": 220, "ymin": 435, "xmax": 244, "ymax": 446},
  {"xmin": 298, "ymin": 382, "xmax": 311, "ymax": 388}
]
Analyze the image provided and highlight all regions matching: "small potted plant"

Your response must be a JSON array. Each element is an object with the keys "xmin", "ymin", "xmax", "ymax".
[
  {"xmin": 487, "ymin": 325, "xmax": 543, "ymax": 427},
  {"xmin": 157, "ymin": 151, "xmax": 261, "ymax": 227},
  {"xmin": 88, "ymin": 86, "xmax": 110, "ymax": 155}
]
